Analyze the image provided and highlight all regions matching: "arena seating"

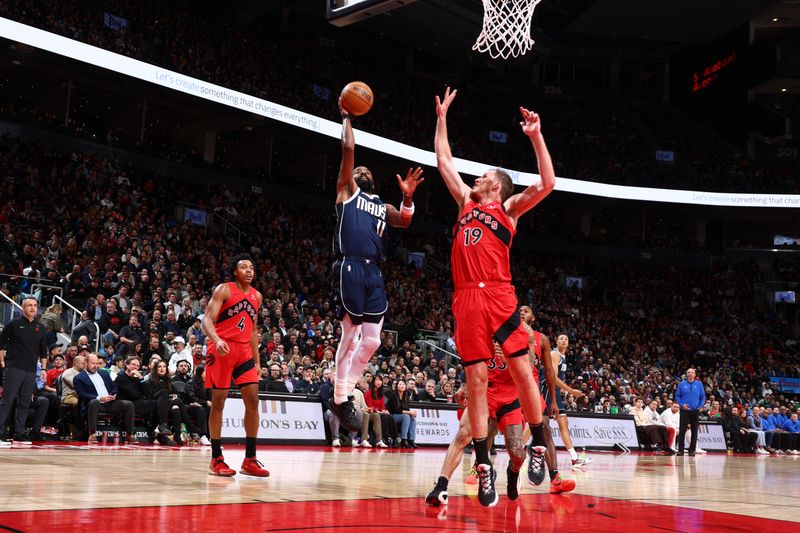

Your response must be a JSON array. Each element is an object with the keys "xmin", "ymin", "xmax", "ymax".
[
  {"xmin": 0, "ymin": 0, "xmax": 794, "ymax": 193},
  {"xmin": 1, "ymin": 132, "xmax": 798, "ymax": 446}
]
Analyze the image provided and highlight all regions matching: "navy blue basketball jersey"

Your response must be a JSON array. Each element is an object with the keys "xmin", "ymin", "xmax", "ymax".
[
  {"xmin": 333, "ymin": 188, "xmax": 388, "ymax": 262},
  {"xmin": 541, "ymin": 349, "xmax": 567, "ymax": 393}
]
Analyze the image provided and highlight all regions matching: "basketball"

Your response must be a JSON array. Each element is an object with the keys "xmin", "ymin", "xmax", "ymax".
[{"xmin": 340, "ymin": 81, "xmax": 374, "ymax": 116}]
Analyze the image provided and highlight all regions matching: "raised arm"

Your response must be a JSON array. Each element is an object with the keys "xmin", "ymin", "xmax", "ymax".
[
  {"xmin": 202, "ymin": 283, "xmax": 231, "ymax": 356},
  {"xmin": 386, "ymin": 167, "xmax": 424, "ymax": 228},
  {"xmin": 504, "ymin": 107, "xmax": 556, "ymax": 224},
  {"xmin": 336, "ymin": 97, "xmax": 358, "ymax": 205},
  {"xmin": 434, "ymin": 87, "xmax": 471, "ymax": 208}
]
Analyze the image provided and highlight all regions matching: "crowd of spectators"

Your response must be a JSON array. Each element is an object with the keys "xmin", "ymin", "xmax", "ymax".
[
  {"xmin": 0, "ymin": 0, "xmax": 795, "ymax": 194},
  {"xmin": 0, "ymin": 129, "xmax": 798, "ymax": 452}
]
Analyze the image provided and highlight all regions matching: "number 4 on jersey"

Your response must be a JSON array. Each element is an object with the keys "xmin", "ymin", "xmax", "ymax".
[{"xmin": 236, "ymin": 317, "xmax": 246, "ymax": 332}]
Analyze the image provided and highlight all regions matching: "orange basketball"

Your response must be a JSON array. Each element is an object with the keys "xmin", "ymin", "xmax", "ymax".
[{"xmin": 340, "ymin": 81, "xmax": 374, "ymax": 116}]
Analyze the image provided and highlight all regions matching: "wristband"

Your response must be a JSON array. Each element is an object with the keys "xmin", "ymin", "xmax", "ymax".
[{"xmin": 400, "ymin": 202, "xmax": 415, "ymax": 217}]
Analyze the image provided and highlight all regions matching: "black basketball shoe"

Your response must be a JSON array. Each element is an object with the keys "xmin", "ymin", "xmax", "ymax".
[{"xmin": 330, "ymin": 396, "xmax": 360, "ymax": 432}]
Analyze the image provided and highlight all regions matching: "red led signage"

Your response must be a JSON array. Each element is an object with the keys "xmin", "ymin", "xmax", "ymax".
[{"xmin": 691, "ymin": 52, "xmax": 737, "ymax": 93}]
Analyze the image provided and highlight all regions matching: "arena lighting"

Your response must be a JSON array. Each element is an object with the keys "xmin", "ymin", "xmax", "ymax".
[{"xmin": 1, "ymin": 17, "xmax": 799, "ymax": 208}]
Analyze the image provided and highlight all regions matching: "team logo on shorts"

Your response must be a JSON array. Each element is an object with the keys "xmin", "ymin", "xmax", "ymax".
[{"xmin": 206, "ymin": 354, "xmax": 216, "ymax": 367}]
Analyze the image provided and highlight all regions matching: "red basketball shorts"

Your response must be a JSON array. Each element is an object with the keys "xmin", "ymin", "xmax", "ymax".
[
  {"xmin": 204, "ymin": 341, "xmax": 259, "ymax": 389},
  {"xmin": 452, "ymin": 283, "xmax": 528, "ymax": 365},
  {"xmin": 486, "ymin": 383, "xmax": 524, "ymax": 432}
]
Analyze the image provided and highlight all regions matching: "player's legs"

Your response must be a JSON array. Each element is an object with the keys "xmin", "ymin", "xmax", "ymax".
[
  {"xmin": 332, "ymin": 258, "xmax": 365, "ymax": 404},
  {"xmin": 502, "ymin": 421, "xmax": 526, "ymax": 500},
  {"xmin": 426, "ymin": 409, "xmax": 473, "ymax": 506},
  {"xmin": 492, "ymin": 291, "xmax": 545, "ymax": 450},
  {"xmin": 507, "ymin": 357, "xmax": 544, "ymax": 426},
  {"xmin": 347, "ymin": 316, "xmax": 383, "ymax": 389},
  {"xmin": 239, "ymin": 382, "xmax": 269, "ymax": 477},
  {"xmin": 334, "ymin": 314, "xmax": 361, "ymax": 403},
  {"xmin": 465, "ymin": 362, "xmax": 499, "ymax": 506},
  {"xmin": 542, "ymin": 418, "xmax": 557, "ymax": 476},
  {"xmin": 465, "ymin": 363, "xmax": 490, "ymax": 453},
  {"xmin": 555, "ymin": 414, "xmax": 578, "ymax": 463},
  {"xmin": 207, "ymin": 388, "xmax": 236, "ymax": 477},
  {"xmin": 208, "ymin": 389, "xmax": 227, "ymax": 442},
  {"xmin": 206, "ymin": 347, "xmax": 232, "ymax": 451},
  {"xmin": 348, "ymin": 266, "xmax": 386, "ymax": 388},
  {"xmin": 541, "ymin": 417, "xmax": 575, "ymax": 494},
  {"xmin": 241, "ymin": 383, "xmax": 260, "ymax": 448},
  {"xmin": 453, "ymin": 288, "xmax": 497, "ymax": 506}
]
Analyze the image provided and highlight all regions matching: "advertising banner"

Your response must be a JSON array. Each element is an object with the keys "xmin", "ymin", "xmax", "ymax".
[
  {"xmin": 221, "ymin": 397, "xmax": 326, "ymax": 442},
  {"xmin": 768, "ymin": 376, "xmax": 800, "ymax": 394},
  {"xmin": 414, "ymin": 407, "xmax": 461, "ymax": 445},
  {"xmin": 693, "ymin": 422, "xmax": 727, "ymax": 451}
]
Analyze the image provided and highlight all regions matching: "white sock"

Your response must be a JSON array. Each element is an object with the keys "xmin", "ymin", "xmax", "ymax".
[
  {"xmin": 567, "ymin": 447, "xmax": 578, "ymax": 461},
  {"xmin": 347, "ymin": 318, "xmax": 383, "ymax": 389},
  {"xmin": 334, "ymin": 315, "xmax": 361, "ymax": 404}
]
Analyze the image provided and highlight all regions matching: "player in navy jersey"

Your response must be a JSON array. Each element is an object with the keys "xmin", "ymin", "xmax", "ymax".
[
  {"xmin": 329, "ymin": 98, "xmax": 424, "ymax": 431},
  {"xmin": 543, "ymin": 333, "xmax": 592, "ymax": 468}
]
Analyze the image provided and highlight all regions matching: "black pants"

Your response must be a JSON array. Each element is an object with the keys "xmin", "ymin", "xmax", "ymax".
[
  {"xmin": 776, "ymin": 432, "xmax": 798, "ymax": 451},
  {"xmin": 187, "ymin": 405, "xmax": 209, "ymax": 436},
  {"xmin": 639, "ymin": 425, "xmax": 669, "ymax": 448},
  {"xmin": 86, "ymin": 399, "xmax": 135, "ymax": 434},
  {"xmin": 678, "ymin": 409, "xmax": 700, "ymax": 453},
  {"xmin": 35, "ymin": 390, "xmax": 59, "ymax": 425},
  {"xmin": 0, "ymin": 367, "xmax": 36, "ymax": 435},
  {"xmin": 168, "ymin": 398, "xmax": 201, "ymax": 435},
  {"xmin": 379, "ymin": 413, "xmax": 398, "ymax": 443},
  {"xmin": 26, "ymin": 396, "xmax": 49, "ymax": 432},
  {"xmin": 730, "ymin": 430, "xmax": 758, "ymax": 453},
  {"xmin": 133, "ymin": 391, "xmax": 171, "ymax": 426}
]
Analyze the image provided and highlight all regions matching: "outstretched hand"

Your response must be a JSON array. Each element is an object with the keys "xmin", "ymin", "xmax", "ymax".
[
  {"xmin": 338, "ymin": 96, "xmax": 351, "ymax": 119},
  {"xmin": 396, "ymin": 167, "xmax": 425, "ymax": 197},
  {"xmin": 549, "ymin": 400, "xmax": 560, "ymax": 419},
  {"xmin": 435, "ymin": 86, "xmax": 458, "ymax": 119},
  {"xmin": 519, "ymin": 107, "xmax": 542, "ymax": 138}
]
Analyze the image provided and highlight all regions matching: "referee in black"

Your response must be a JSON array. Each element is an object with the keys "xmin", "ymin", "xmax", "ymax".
[{"xmin": 0, "ymin": 297, "xmax": 48, "ymax": 443}]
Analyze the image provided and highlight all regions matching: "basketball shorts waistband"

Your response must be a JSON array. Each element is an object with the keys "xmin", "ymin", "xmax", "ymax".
[
  {"xmin": 337, "ymin": 255, "xmax": 382, "ymax": 264},
  {"xmin": 454, "ymin": 281, "xmax": 511, "ymax": 291}
]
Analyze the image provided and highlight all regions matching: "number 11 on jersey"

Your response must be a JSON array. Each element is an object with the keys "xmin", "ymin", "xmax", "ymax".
[{"xmin": 376, "ymin": 219, "xmax": 386, "ymax": 237}]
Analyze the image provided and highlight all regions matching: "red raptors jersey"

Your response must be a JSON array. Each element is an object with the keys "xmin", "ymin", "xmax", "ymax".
[
  {"xmin": 488, "ymin": 330, "xmax": 541, "ymax": 386},
  {"xmin": 451, "ymin": 200, "xmax": 515, "ymax": 287},
  {"xmin": 214, "ymin": 282, "xmax": 259, "ymax": 343}
]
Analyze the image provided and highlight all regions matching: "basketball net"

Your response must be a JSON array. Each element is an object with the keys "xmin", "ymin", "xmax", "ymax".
[{"xmin": 472, "ymin": 0, "xmax": 544, "ymax": 60}]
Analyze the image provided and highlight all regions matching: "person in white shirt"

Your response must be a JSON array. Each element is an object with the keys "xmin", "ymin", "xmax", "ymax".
[
  {"xmin": 660, "ymin": 402, "xmax": 681, "ymax": 451},
  {"xmin": 632, "ymin": 398, "xmax": 673, "ymax": 454},
  {"xmin": 168, "ymin": 337, "xmax": 193, "ymax": 376}
]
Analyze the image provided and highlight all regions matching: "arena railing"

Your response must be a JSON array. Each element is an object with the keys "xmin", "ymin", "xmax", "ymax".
[
  {"xmin": 417, "ymin": 339, "xmax": 461, "ymax": 368},
  {"xmin": 53, "ymin": 295, "xmax": 100, "ymax": 353},
  {"xmin": 0, "ymin": 291, "xmax": 22, "ymax": 328}
]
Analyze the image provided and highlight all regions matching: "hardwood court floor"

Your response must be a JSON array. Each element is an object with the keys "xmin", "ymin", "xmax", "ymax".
[{"xmin": 0, "ymin": 443, "xmax": 798, "ymax": 532}]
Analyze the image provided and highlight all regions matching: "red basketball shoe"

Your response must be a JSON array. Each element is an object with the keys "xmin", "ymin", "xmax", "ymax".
[
  {"xmin": 549, "ymin": 474, "xmax": 576, "ymax": 494},
  {"xmin": 240, "ymin": 457, "xmax": 270, "ymax": 477},
  {"xmin": 209, "ymin": 456, "xmax": 236, "ymax": 477}
]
